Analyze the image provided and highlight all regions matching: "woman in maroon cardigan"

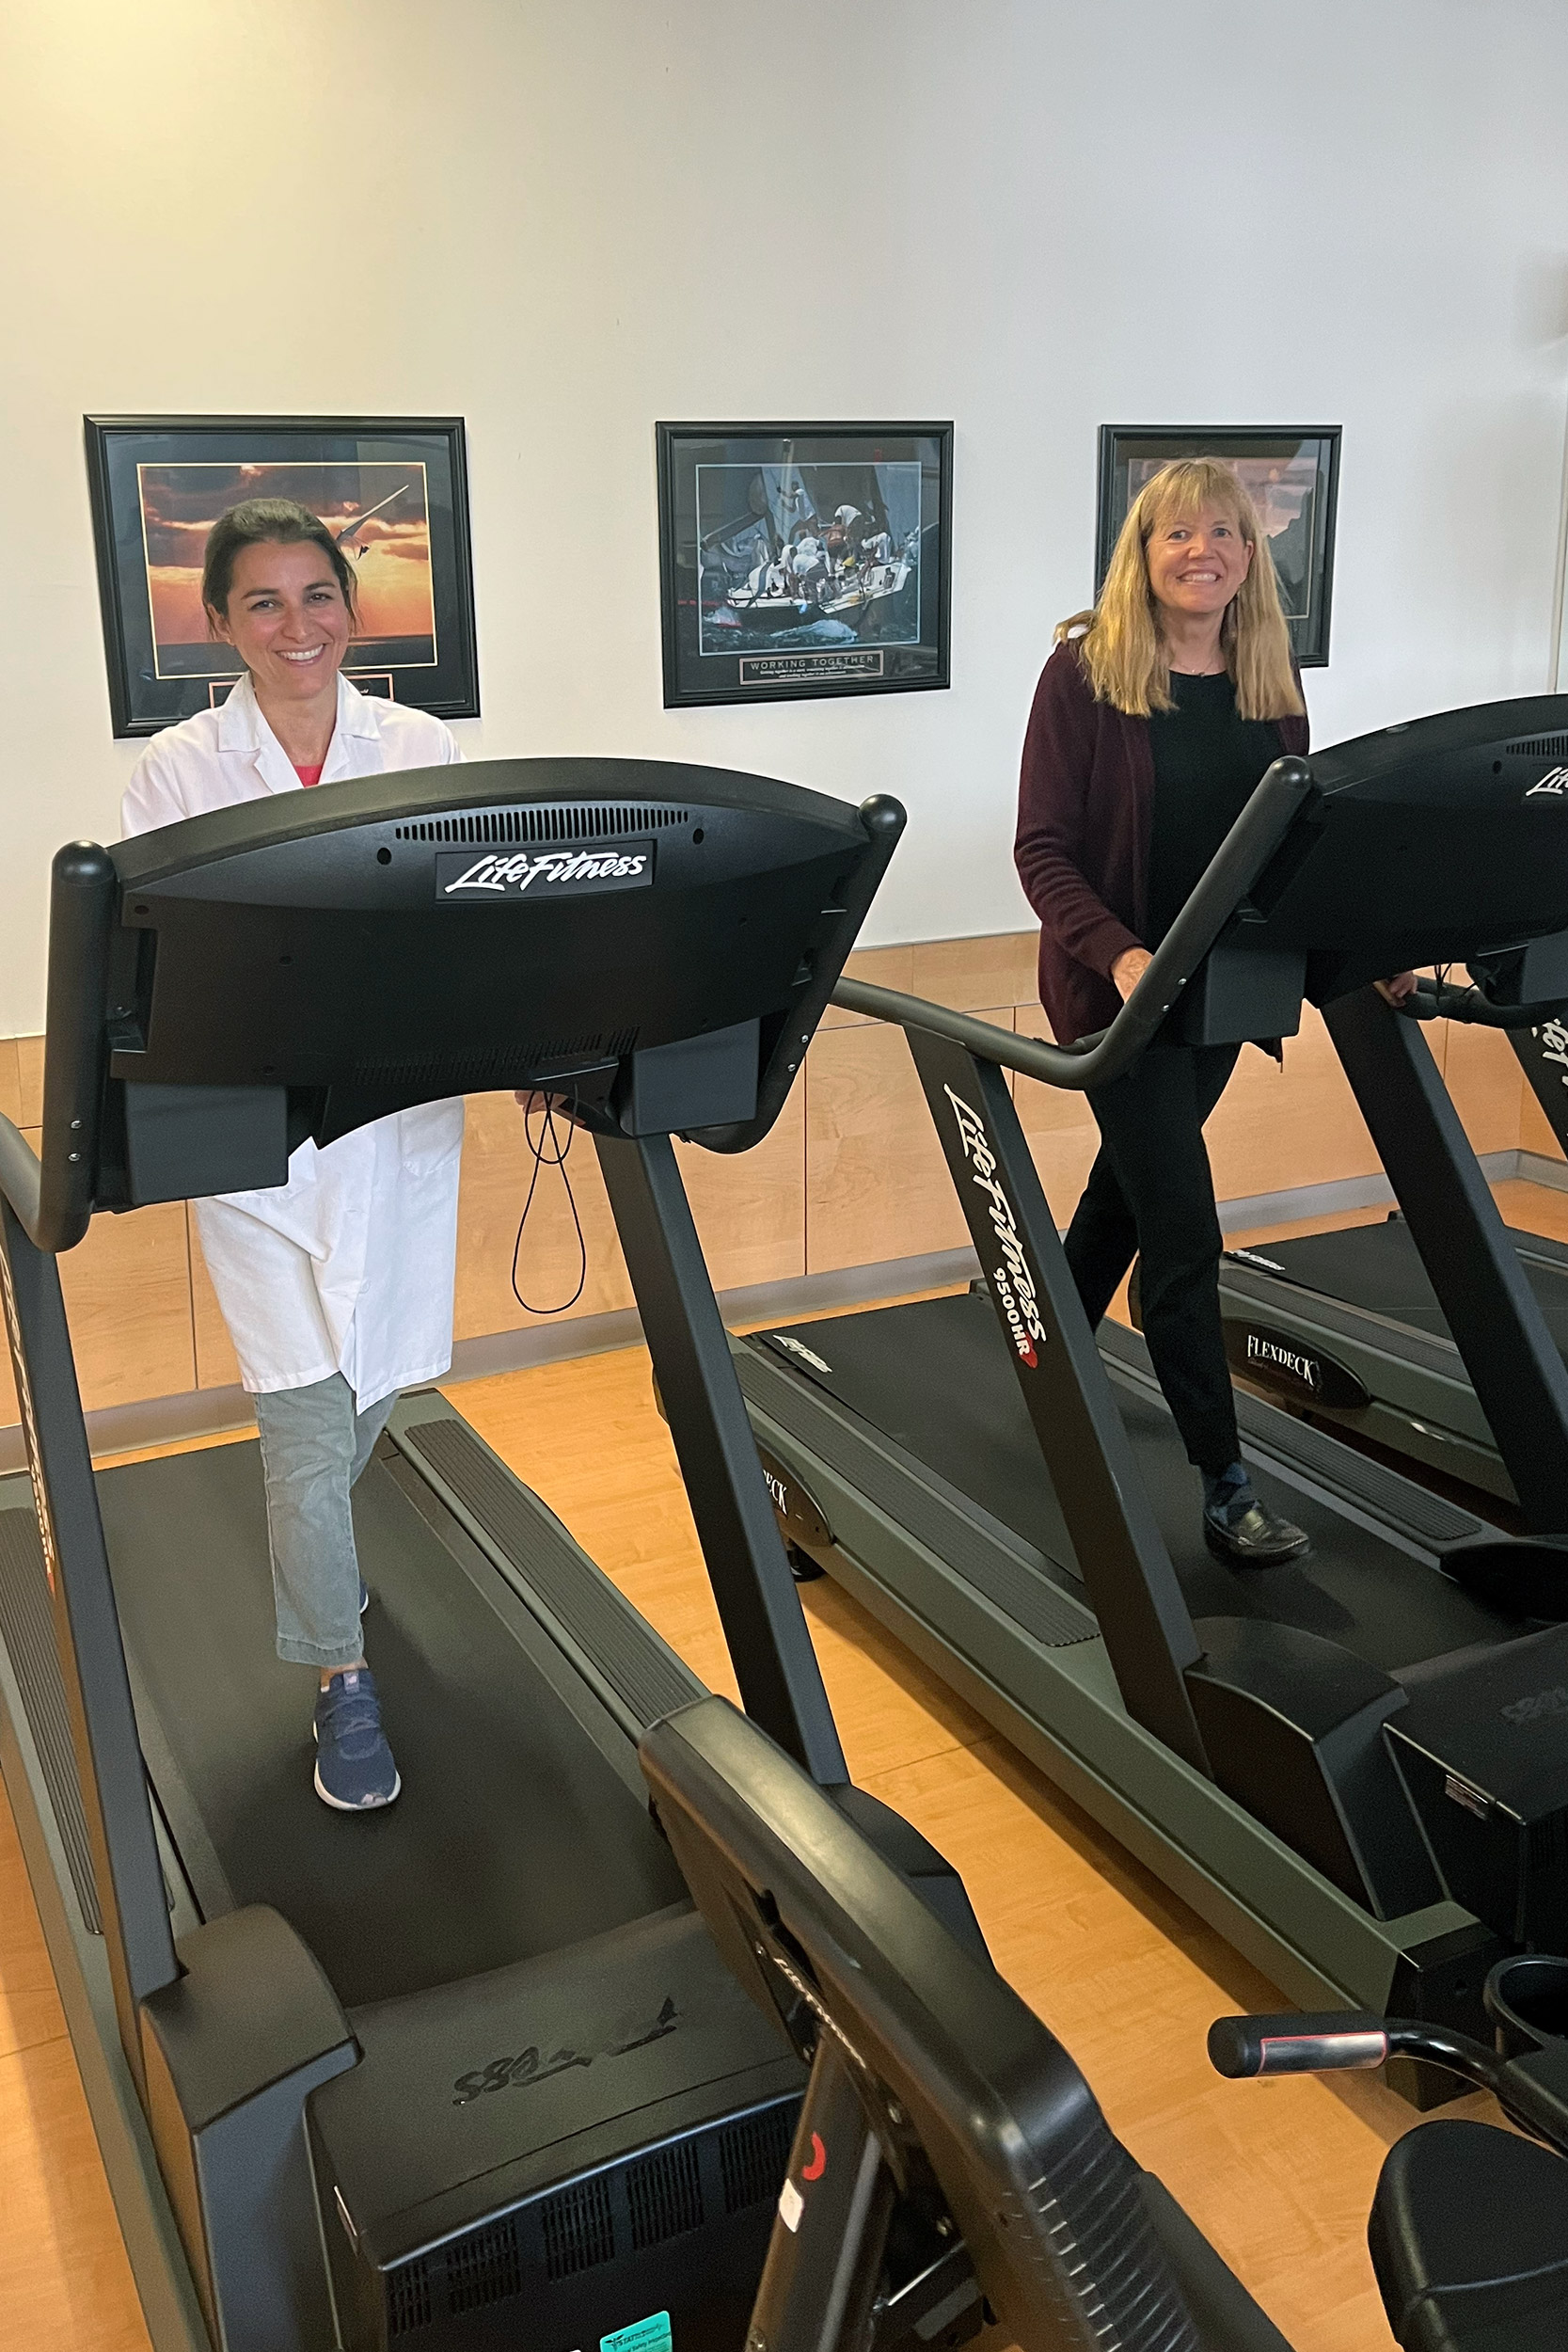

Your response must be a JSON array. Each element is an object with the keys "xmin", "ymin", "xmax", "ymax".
[{"xmin": 1015, "ymin": 456, "xmax": 1313, "ymax": 1565}]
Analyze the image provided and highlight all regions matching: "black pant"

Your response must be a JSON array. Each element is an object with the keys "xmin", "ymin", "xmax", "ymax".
[{"xmin": 1064, "ymin": 1041, "xmax": 1241, "ymax": 1477}]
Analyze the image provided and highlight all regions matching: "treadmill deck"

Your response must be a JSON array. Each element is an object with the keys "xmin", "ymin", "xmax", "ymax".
[
  {"xmin": 1228, "ymin": 1215, "xmax": 1568, "ymax": 1355},
  {"xmin": 756, "ymin": 1292, "xmax": 1519, "ymax": 1677},
  {"xmin": 78, "ymin": 1418, "xmax": 693, "ymax": 2010}
]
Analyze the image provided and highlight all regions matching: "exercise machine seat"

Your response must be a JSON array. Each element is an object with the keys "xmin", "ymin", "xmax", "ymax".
[{"xmin": 1369, "ymin": 2117, "xmax": 1568, "ymax": 2348}]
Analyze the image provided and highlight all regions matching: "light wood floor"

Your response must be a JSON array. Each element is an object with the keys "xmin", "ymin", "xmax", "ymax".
[{"xmin": 7, "ymin": 1180, "xmax": 1566, "ymax": 2350}]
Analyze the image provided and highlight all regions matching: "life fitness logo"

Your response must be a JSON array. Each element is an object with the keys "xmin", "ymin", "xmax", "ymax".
[
  {"xmin": 1526, "ymin": 766, "xmax": 1568, "ymax": 799},
  {"xmin": 435, "ymin": 841, "xmax": 656, "ymax": 898},
  {"xmin": 943, "ymin": 1086, "xmax": 1048, "ymax": 1368}
]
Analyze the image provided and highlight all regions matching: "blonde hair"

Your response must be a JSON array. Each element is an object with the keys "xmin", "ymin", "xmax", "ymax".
[{"xmin": 1057, "ymin": 457, "xmax": 1305, "ymax": 721}]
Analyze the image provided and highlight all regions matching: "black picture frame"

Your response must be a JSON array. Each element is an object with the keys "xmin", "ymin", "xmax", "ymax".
[
  {"xmin": 84, "ymin": 414, "xmax": 480, "ymax": 736},
  {"xmin": 1095, "ymin": 425, "xmax": 1342, "ymax": 668},
  {"xmin": 657, "ymin": 420, "xmax": 952, "ymax": 708}
]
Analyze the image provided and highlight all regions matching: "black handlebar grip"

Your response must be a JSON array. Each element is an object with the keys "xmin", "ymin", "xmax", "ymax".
[{"xmin": 1208, "ymin": 2012, "xmax": 1388, "ymax": 2079}]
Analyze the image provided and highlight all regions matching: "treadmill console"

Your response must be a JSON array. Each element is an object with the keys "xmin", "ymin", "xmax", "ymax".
[
  {"xmin": 1232, "ymin": 692, "xmax": 1568, "ymax": 1004},
  {"xmin": 28, "ymin": 758, "xmax": 904, "ymax": 1247}
]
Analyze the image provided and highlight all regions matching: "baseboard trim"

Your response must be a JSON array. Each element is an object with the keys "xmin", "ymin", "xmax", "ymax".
[
  {"xmin": 4, "ymin": 1152, "xmax": 1560, "ymax": 1470},
  {"xmin": 1518, "ymin": 1149, "xmax": 1568, "ymax": 1193},
  {"xmin": 1214, "ymin": 1152, "xmax": 1521, "ymax": 1235},
  {"xmin": 0, "ymin": 1248, "xmax": 983, "ymax": 1472}
]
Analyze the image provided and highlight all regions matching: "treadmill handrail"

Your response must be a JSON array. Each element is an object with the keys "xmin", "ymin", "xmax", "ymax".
[
  {"xmin": 832, "ymin": 752, "xmax": 1317, "ymax": 1089},
  {"xmin": 1402, "ymin": 977, "xmax": 1568, "ymax": 1030},
  {"xmin": 0, "ymin": 1118, "xmax": 42, "ymax": 1246}
]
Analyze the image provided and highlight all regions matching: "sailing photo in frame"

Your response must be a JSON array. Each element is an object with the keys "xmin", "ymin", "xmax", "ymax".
[{"xmin": 657, "ymin": 421, "xmax": 952, "ymax": 707}]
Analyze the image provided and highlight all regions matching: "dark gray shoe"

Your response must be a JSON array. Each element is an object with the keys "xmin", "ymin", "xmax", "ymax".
[{"xmin": 1203, "ymin": 1487, "xmax": 1309, "ymax": 1567}]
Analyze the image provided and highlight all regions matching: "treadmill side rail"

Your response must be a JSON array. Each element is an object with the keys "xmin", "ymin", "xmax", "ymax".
[
  {"xmin": 901, "ymin": 1026, "xmax": 1212, "ymax": 1778},
  {"xmin": 0, "ymin": 1193, "xmax": 179, "ymax": 2101},
  {"xmin": 1327, "ymin": 989, "xmax": 1568, "ymax": 1533},
  {"xmin": 138, "ymin": 1905, "xmax": 358, "ymax": 2352}
]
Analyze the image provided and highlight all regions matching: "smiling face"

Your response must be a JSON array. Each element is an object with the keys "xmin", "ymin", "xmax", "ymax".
[
  {"xmin": 1144, "ymin": 499, "xmax": 1253, "ymax": 625},
  {"xmin": 208, "ymin": 538, "xmax": 354, "ymax": 703}
]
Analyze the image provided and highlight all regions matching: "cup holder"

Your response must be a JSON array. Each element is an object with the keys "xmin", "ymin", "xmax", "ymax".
[{"xmin": 1485, "ymin": 1954, "xmax": 1568, "ymax": 2056}]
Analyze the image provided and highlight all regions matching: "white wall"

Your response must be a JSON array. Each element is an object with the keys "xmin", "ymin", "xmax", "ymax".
[{"xmin": 2, "ymin": 0, "xmax": 1566, "ymax": 1033}]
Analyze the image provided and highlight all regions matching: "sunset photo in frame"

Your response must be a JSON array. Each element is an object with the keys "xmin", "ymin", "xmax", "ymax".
[
  {"xmin": 1096, "ymin": 425, "xmax": 1341, "ymax": 667},
  {"xmin": 85, "ymin": 415, "xmax": 480, "ymax": 735}
]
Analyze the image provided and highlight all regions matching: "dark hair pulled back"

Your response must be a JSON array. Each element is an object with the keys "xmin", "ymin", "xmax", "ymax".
[{"xmin": 200, "ymin": 498, "xmax": 357, "ymax": 632}]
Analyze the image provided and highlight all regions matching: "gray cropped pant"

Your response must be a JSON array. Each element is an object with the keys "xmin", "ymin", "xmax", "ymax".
[{"xmin": 253, "ymin": 1374, "xmax": 399, "ymax": 1669}]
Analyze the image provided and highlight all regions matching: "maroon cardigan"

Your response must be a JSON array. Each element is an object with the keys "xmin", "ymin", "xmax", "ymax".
[{"xmin": 1014, "ymin": 642, "xmax": 1309, "ymax": 1045}]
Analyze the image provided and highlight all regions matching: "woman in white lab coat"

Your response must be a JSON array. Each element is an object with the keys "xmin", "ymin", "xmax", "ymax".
[{"xmin": 123, "ymin": 497, "xmax": 463, "ymax": 1812}]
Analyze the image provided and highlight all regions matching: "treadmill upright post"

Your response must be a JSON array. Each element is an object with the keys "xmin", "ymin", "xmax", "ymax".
[
  {"xmin": 741, "ymin": 2029, "xmax": 895, "ymax": 2352},
  {"xmin": 902, "ymin": 1028, "xmax": 1212, "ymax": 1778},
  {"xmin": 1327, "ymin": 988, "xmax": 1568, "ymax": 1531},
  {"xmin": 0, "ymin": 1191, "xmax": 180, "ymax": 2098},
  {"xmin": 595, "ymin": 1131, "xmax": 851, "ymax": 1788},
  {"xmin": 1512, "ymin": 1017, "xmax": 1568, "ymax": 1158}
]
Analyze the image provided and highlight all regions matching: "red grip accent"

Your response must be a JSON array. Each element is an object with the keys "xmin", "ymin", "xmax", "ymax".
[{"xmin": 801, "ymin": 2132, "xmax": 827, "ymax": 2181}]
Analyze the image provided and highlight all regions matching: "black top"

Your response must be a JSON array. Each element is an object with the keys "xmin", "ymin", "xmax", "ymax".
[{"xmin": 1146, "ymin": 672, "xmax": 1284, "ymax": 948}]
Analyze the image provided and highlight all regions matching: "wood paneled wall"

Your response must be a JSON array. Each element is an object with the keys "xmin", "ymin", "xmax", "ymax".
[{"xmin": 0, "ymin": 936, "xmax": 1540, "ymax": 1430}]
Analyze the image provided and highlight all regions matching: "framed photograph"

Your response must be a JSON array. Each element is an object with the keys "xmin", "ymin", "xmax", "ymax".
[
  {"xmin": 1096, "ymin": 425, "xmax": 1342, "ymax": 667},
  {"xmin": 657, "ymin": 421, "xmax": 952, "ymax": 708},
  {"xmin": 84, "ymin": 414, "xmax": 480, "ymax": 736}
]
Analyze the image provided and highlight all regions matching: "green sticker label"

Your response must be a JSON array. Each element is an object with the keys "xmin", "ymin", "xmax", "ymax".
[{"xmin": 601, "ymin": 2316, "xmax": 673, "ymax": 2352}]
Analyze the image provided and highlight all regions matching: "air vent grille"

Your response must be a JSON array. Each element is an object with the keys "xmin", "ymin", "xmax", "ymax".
[
  {"xmin": 626, "ymin": 2139, "xmax": 705, "ymax": 2249},
  {"xmin": 541, "ymin": 2174, "xmax": 616, "ymax": 2280},
  {"xmin": 387, "ymin": 2257, "xmax": 434, "ymax": 2335},
  {"xmin": 362, "ymin": 2095, "xmax": 805, "ymax": 2334},
  {"xmin": 393, "ymin": 803, "xmax": 689, "ymax": 846},
  {"xmin": 719, "ymin": 2102, "xmax": 798, "ymax": 2214},
  {"xmin": 1509, "ymin": 735, "xmax": 1568, "ymax": 760},
  {"xmin": 446, "ymin": 2217, "xmax": 523, "ymax": 2312},
  {"xmin": 1528, "ymin": 1816, "xmax": 1565, "ymax": 1871}
]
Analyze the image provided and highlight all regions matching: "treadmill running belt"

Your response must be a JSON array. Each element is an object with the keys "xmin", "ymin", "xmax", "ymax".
[
  {"xmin": 1239, "ymin": 1219, "xmax": 1568, "ymax": 1355},
  {"xmin": 96, "ymin": 1439, "xmax": 687, "ymax": 2009},
  {"xmin": 761, "ymin": 1294, "xmax": 1517, "ymax": 1672}
]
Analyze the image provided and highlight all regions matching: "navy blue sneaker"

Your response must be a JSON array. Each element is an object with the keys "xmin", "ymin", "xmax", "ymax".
[{"xmin": 313, "ymin": 1669, "xmax": 401, "ymax": 1810}]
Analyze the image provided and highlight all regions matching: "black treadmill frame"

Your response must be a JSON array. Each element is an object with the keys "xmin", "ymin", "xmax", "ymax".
[
  {"xmin": 730, "ymin": 701, "xmax": 1568, "ymax": 2086},
  {"xmin": 1213, "ymin": 1002, "xmax": 1568, "ymax": 1520},
  {"xmin": 0, "ymin": 759, "xmax": 911, "ymax": 2348}
]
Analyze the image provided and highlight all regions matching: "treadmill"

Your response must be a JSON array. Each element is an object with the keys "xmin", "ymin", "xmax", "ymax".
[
  {"xmin": 1212, "ymin": 987, "xmax": 1568, "ymax": 1513},
  {"xmin": 0, "ymin": 754, "xmax": 993, "ymax": 2352},
  {"xmin": 730, "ymin": 698, "xmax": 1568, "ymax": 2097}
]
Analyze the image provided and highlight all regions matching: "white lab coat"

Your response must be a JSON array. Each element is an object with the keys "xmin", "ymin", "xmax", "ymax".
[{"xmin": 121, "ymin": 674, "xmax": 467, "ymax": 1407}]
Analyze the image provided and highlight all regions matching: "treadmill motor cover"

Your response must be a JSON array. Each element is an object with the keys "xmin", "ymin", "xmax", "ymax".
[
  {"xmin": 1386, "ymin": 1623, "xmax": 1568, "ymax": 1951},
  {"xmin": 308, "ymin": 1908, "xmax": 801, "ymax": 2352}
]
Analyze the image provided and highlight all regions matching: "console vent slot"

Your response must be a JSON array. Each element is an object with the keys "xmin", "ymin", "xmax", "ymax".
[
  {"xmin": 386, "ymin": 2256, "xmax": 434, "ymax": 2335},
  {"xmin": 626, "ymin": 2139, "xmax": 705, "ymax": 2249},
  {"xmin": 446, "ymin": 2216, "xmax": 523, "ymax": 2312},
  {"xmin": 393, "ymin": 803, "xmax": 688, "ymax": 845},
  {"xmin": 541, "ymin": 2173, "xmax": 616, "ymax": 2280},
  {"xmin": 1509, "ymin": 736, "xmax": 1568, "ymax": 760},
  {"xmin": 720, "ymin": 2101, "xmax": 798, "ymax": 2214},
  {"xmin": 350, "ymin": 1032, "xmax": 637, "ymax": 1089}
]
